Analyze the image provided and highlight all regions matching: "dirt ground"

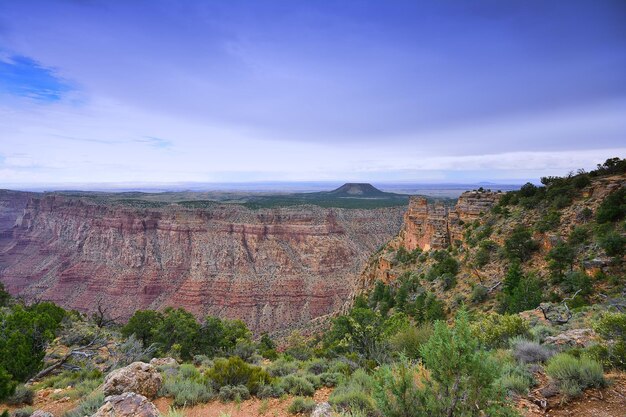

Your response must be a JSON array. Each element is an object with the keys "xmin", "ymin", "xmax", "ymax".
[
  {"xmin": 520, "ymin": 372, "xmax": 626, "ymax": 417},
  {"xmin": 2, "ymin": 377, "xmax": 624, "ymax": 417},
  {"xmin": 153, "ymin": 387, "xmax": 333, "ymax": 417},
  {"xmin": 0, "ymin": 388, "xmax": 79, "ymax": 416}
]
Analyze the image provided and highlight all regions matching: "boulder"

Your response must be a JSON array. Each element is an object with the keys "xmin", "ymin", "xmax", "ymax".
[
  {"xmin": 31, "ymin": 411, "xmax": 54, "ymax": 417},
  {"xmin": 311, "ymin": 402, "xmax": 332, "ymax": 417},
  {"xmin": 90, "ymin": 392, "xmax": 159, "ymax": 417},
  {"xmin": 544, "ymin": 328, "xmax": 598, "ymax": 348},
  {"xmin": 103, "ymin": 362, "xmax": 162, "ymax": 399},
  {"xmin": 149, "ymin": 357, "xmax": 178, "ymax": 367}
]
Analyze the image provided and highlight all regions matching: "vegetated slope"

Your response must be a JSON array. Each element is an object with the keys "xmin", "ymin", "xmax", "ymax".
[
  {"xmin": 47, "ymin": 182, "xmax": 415, "ymax": 209},
  {"xmin": 361, "ymin": 158, "xmax": 625, "ymax": 318},
  {"xmin": 242, "ymin": 183, "xmax": 412, "ymax": 209},
  {"xmin": 0, "ymin": 194, "xmax": 405, "ymax": 334}
]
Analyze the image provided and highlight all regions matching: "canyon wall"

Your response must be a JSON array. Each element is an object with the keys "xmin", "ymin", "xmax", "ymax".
[
  {"xmin": 360, "ymin": 190, "xmax": 502, "ymax": 287},
  {"xmin": 0, "ymin": 194, "xmax": 404, "ymax": 334}
]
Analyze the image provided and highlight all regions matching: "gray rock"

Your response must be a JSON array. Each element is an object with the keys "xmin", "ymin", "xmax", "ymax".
[
  {"xmin": 31, "ymin": 411, "xmax": 54, "ymax": 417},
  {"xmin": 90, "ymin": 392, "xmax": 159, "ymax": 417},
  {"xmin": 311, "ymin": 402, "xmax": 332, "ymax": 417},
  {"xmin": 149, "ymin": 357, "xmax": 178, "ymax": 367},
  {"xmin": 103, "ymin": 362, "xmax": 162, "ymax": 399}
]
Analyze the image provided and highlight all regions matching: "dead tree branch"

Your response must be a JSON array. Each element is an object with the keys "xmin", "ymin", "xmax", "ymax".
[
  {"xmin": 537, "ymin": 289, "xmax": 582, "ymax": 325},
  {"xmin": 28, "ymin": 336, "xmax": 107, "ymax": 383}
]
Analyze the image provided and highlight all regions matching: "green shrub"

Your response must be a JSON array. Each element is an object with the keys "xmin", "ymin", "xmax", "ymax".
[
  {"xmin": 474, "ymin": 246, "xmax": 491, "ymax": 267},
  {"xmin": 496, "ymin": 362, "xmax": 534, "ymax": 396},
  {"xmin": 305, "ymin": 358, "xmax": 328, "ymax": 375},
  {"xmin": 218, "ymin": 384, "xmax": 250, "ymax": 402},
  {"xmin": 121, "ymin": 310, "xmax": 163, "ymax": 347},
  {"xmin": 374, "ymin": 310, "xmax": 517, "ymax": 416},
  {"xmin": 498, "ymin": 373, "xmax": 532, "ymax": 396},
  {"xmin": 279, "ymin": 374, "xmax": 315, "ymax": 396},
  {"xmin": 535, "ymin": 211, "xmax": 560, "ymax": 232},
  {"xmin": 0, "ymin": 302, "xmax": 66, "ymax": 385},
  {"xmin": 11, "ymin": 407, "xmax": 34, "ymax": 417},
  {"xmin": 471, "ymin": 313, "xmax": 530, "ymax": 349},
  {"xmin": 395, "ymin": 247, "xmax": 420, "ymax": 264},
  {"xmin": 256, "ymin": 382, "xmax": 284, "ymax": 399},
  {"xmin": 159, "ymin": 375, "xmax": 214, "ymax": 406},
  {"xmin": 258, "ymin": 334, "xmax": 277, "ymax": 360},
  {"xmin": 303, "ymin": 373, "xmax": 322, "ymax": 389},
  {"xmin": 591, "ymin": 312, "xmax": 626, "ymax": 370},
  {"xmin": 63, "ymin": 392, "xmax": 105, "ymax": 417},
  {"xmin": 329, "ymin": 369, "xmax": 376, "ymax": 416},
  {"xmin": 599, "ymin": 231, "xmax": 626, "ymax": 257},
  {"xmin": 0, "ymin": 367, "xmax": 16, "ymax": 402},
  {"xmin": 284, "ymin": 331, "xmax": 313, "ymax": 361},
  {"xmin": 596, "ymin": 187, "xmax": 626, "ymax": 223},
  {"xmin": 546, "ymin": 241, "xmax": 575, "ymax": 279},
  {"xmin": 499, "ymin": 264, "xmax": 542, "ymax": 314},
  {"xmin": 327, "ymin": 359, "xmax": 357, "ymax": 375},
  {"xmin": 389, "ymin": 323, "xmax": 433, "ymax": 360},
  {"xmin": 178, "ymin": 363, "xmax": 201, "ymax": 379},
  {"xmin": 471, "ymin": 285, "xmax": 488, "ymax": 304},
  {"xmin": 39, "ymin": 368, "xmax": 103, "ymax": 390},
  {"xmin": 267, "ymin": 358, "xmax": 299, "ymax": 377},
  {"xmin": 205, "ymin": 356, "xmax": 271, "ymax": 394},
  {"xmin": 504, "ymin": 227, "xmax": 539, "ymax": 262},
  {"xmin": 511, "ymin": 339, "xmax": 553, "ymax": 364},
  {"xmin": 546, "ymin": 353, "xmax": 605, "ymax": 398},
  {"xmin": 6, "ymin": 385, "xmax": 34, "ymax": 406},
  {"xmin": 319, "ymin": 372, "xmax": 343, "ymax": 387},
  {"xmin": 426, "ymin": 251, "xmax": 459, "ymax": 281},
  {"xmin": 561, "ymin": 270, "xmax": 592, "ymax": 296},
  {"xmin": 568, "ymin": 226, "xmax": 589, "ymax": 245},
  {"xmin": 288, "ymin": 397, "xmax": 316, "ymax": 414}
]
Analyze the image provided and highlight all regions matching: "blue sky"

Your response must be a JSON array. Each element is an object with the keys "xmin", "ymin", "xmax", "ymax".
[{"xmin": 0, "ymin": 0, "xmax": 625, "ymax": 187}]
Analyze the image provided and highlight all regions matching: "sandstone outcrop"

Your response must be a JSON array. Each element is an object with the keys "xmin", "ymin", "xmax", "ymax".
[
  {"xmin": 0, "ymin": 194, "xmax": 404, "ymax": 333},
  {"xmin": 103, "ymin": 362, "xmax": 162, "ymax": 399},
  {"xmin": 402, "ymin": 191, "xmax": 502, "ymax": 251},
  {"xmin": 91, "ymin": 392, "xmax": 159, "ymax": 417}
]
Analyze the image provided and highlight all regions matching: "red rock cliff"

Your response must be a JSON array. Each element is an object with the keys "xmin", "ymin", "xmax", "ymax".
[
  {"xmin": 0, "ymin": 195, "xmax": 404, "ymax": 334},
  {"xmin": 402, "ymin": 191, "xmax": 502, "ymax": 251}
]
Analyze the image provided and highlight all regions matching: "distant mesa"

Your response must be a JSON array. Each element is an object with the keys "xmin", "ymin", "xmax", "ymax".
[{"xmin": 326, "ymin": 183, "xmax": 390, "ymax": 198}]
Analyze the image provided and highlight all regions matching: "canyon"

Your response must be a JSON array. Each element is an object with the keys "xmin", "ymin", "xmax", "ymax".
[{"xmin": 0, "ymin": 191, "xmax": 405, "ymax": 334}]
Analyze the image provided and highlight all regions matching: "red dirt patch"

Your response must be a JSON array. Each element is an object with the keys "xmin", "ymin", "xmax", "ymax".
[
  {"xmin": 154, "ymin": 387, "xmax": 333, "ymax": 417},
  {"xmin": 521, "ymin": 372, "xmax": 626, "ymax": 417}
]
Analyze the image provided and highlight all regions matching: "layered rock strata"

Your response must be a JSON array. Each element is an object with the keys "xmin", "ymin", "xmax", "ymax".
[{"xmin": 0, "ymin": 195, "xmax": 404, "ymax": 334}]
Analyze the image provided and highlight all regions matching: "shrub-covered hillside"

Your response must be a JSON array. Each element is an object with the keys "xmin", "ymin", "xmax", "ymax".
[{"xmin": 364, "ymin": 157, "xmax": 625, "ymax": 319}]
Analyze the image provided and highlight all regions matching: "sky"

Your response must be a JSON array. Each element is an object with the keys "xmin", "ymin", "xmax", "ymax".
[{"xmin": 0, "ymin": 0, "xmax": 625, "ymax": 188}]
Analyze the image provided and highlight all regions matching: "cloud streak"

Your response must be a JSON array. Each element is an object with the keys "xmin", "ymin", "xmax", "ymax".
[{"xmin": 0, "ymin": 0, "xmax": 624, "ymax": 186}]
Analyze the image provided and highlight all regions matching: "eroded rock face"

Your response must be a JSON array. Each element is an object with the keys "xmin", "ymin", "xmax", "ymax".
[
  {"xmin": 91, "ymin": 392, "xmax": 159, "ymax": 417},
  {"xmin": 103, "ymin": 362, "xmax": 162, "ymax": 399},
  {"xmin": 402, "ymin": 191, "xmax": 502, "ymax": 251},
  {"xmin": 0, "ymin": 195, "xmax": 404, "ymax": 333},
  {"xmin": 544, "ymin": 328, "xmax": 598, "ymax": 348}
]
